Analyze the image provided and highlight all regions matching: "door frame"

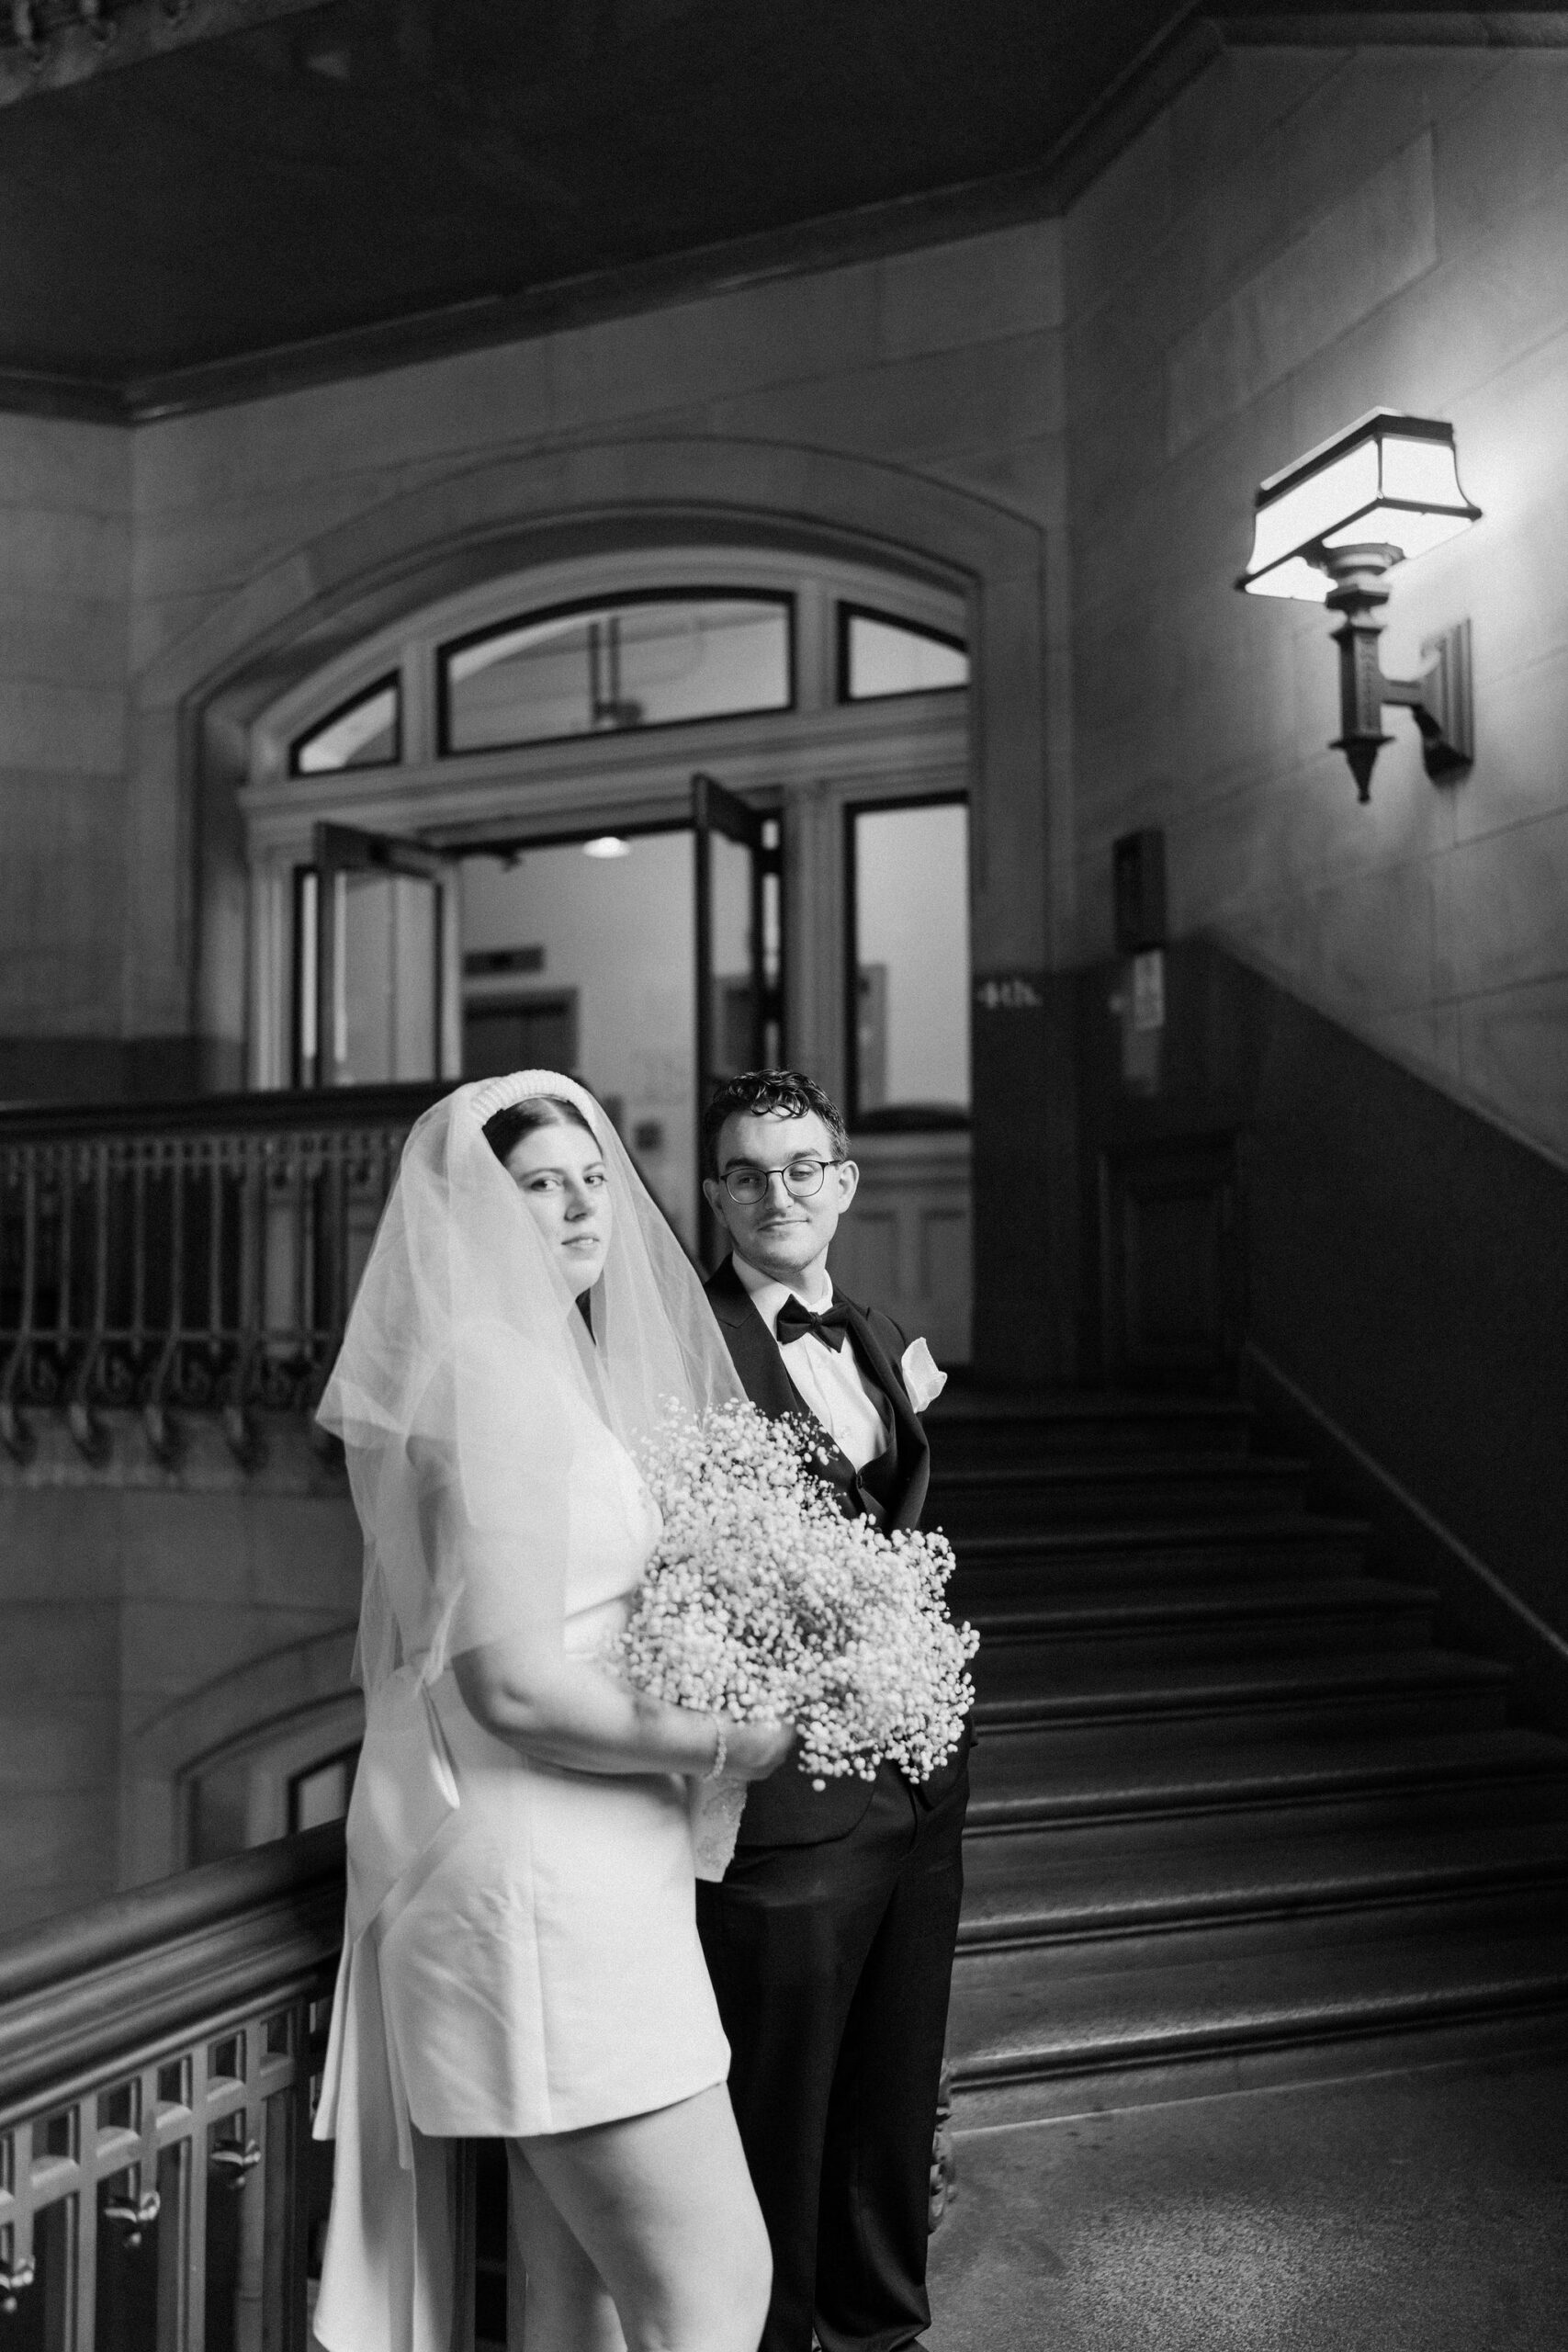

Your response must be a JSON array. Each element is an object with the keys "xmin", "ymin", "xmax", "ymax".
[
  {"xmin": 301, "ymin": 820, "xmax": 459, "ymax": 1088},
  {"xmin": 316, "ymin": 787, "xmax": 782, "ymax": 1254}
]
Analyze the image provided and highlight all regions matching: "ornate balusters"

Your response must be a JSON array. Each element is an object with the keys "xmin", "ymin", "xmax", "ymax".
[
  {"xmin": 65, "ymin": 1140, "xmax": 112, "ymax": 1464},
  {"xmin": 0, "ymin": 1826, "xmax": 344, "ymax": 2351},
  {"xmin": 0, "ymin": 1152, "xmax": 39, "ymax": 1462},
  {"xmin": 0, "ymin": 1088, "xmax": 437, "ymax": 1467},
  {"xmin": 289, "ymin": 1137, "xmax": 313, "ymax": 1405},
  {"xmin": 130, "ymin": 1145, "xmax": 149, "ymax": 1379},
  {"xmin": 224, "ymin": 1138, "xmax": 265, "ymax": 1468},
  {"xmin": 0, "ymin": 2251, "xmax": 36, "ymax": 2319},
  {"xmin": 54, "ymin": 1140, "xmax": 74, "ymax": 1380},
  {"xmin": 0, "ymin": 2014, "xmax": 321, "ymax": 2349},
  {"xmin": 142, "ymin": 1135, "xmax": 186, "ymax": 1465}
]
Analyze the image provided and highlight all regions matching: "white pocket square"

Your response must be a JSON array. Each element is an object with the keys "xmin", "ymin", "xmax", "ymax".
[{"xmin": 899, "ymin": 1336, "xmax": 946, "ymax": 1413}]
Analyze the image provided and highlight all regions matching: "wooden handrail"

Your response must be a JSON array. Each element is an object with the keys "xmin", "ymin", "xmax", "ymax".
[
  {"xmin": 0, "ymin": 1081, "xmax": 446, "ymax": 1142},
  {"xmin": 0, "ymin": 1825, "xmax": 345, "ymax": 2123}
]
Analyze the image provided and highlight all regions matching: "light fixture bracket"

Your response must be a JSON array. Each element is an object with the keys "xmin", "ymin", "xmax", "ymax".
[{"xmin": 1321, "ymin": 547, "xmax": 1472, "ymax": 800}]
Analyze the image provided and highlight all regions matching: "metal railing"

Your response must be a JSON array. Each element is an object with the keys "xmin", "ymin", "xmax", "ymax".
[
  {"xmin": 0, "ymin": 1086, "xmax": 442, "ymax": 1467},
  {"xmin": 0, "ymin": 1826, "xmax": 345, "ymax": 2352}
]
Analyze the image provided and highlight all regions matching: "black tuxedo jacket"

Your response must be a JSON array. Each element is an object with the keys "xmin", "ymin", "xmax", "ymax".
[{"xmin": 704, "ymin": 1255, "xmax": 966, "ymax": 1848}]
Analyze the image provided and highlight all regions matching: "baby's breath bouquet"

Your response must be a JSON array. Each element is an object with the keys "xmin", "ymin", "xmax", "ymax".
[{"xmin": 612, "ymin": 1396, "xmax": 978, "ymax": 1878}]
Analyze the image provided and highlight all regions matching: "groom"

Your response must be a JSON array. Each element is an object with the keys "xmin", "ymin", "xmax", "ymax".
[{"xmin": 696, "ymin": 1067, "xmax": 969, "ymax": 2352}]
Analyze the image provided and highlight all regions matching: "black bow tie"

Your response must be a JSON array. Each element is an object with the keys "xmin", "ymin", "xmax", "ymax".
[{"xmin": 775, "ymin": 1295, "xmax": 852, "ymax": 1351}]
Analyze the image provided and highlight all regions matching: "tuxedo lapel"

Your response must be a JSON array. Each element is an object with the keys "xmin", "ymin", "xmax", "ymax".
[
  {"xmin": 705, "ymin": 1259, "xmax": 930, "ymax": 1522},
  {"xmin": 705, "ymin": 1257, "xmax": 816, "ymax": 1424},
  {"xmin": 838, "ymin": 1297, "xmax": 931, "ymax": 1531},
  {"xmin": 705, "ymin": 1257, "xmax": 859, "ymax": 1488}
]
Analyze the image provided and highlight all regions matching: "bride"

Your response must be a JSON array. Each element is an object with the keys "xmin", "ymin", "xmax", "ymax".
[{"xmin": 310, "ymin": 1070, "xmax": 792, "ymax": 2352}]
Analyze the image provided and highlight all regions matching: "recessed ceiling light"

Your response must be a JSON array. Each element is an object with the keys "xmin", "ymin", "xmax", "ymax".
[{"xmin": 582, "ymin": 836, "xmax": 630, "ymax": 859}]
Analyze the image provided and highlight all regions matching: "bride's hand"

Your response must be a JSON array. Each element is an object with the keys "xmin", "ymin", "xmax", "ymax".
[{"xmin": 723, "ymin": 1720, "xmax": 796, "ymax": 1781}]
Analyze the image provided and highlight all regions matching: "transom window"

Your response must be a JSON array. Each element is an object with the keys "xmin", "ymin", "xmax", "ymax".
[
  {"xmin": 276, "ymin": 577, "xmax": 969, "ymax": 784},
  {"xmin": 249, "ymin": 551, "xmax": 975, "ymax": 1356},
  {"xmin": 439, "ymin": 592, "xmax": 794, "ymax": 753},
  {"xmin": 288, "ymin": 673, "xmax": 400, "ymax": 776},
  {"xmin": 840, "ymin": 606, "xmax": 969, "ymax": 703}
]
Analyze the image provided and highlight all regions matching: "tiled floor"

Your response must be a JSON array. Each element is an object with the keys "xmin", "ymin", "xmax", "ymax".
[{"xmin": 927, "ymin": 2053, "xmax": 1568, "ymax": 2352}]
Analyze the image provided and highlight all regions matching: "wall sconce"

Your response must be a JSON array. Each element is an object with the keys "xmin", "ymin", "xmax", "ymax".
[{"xmin": 1237, "ymin": 409, "xmax": 1481, "ymax": 800}]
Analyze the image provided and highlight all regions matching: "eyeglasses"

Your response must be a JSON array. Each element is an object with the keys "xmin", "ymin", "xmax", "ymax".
[{"xmin": 721, "ymin": 1158, "xmax": 843, "ymax": 1204}]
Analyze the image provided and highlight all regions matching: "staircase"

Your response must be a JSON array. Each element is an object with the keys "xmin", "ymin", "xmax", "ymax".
[{"xmin": 929, "ymin": 1395, "xmax": 1568, "ymax": 2122}]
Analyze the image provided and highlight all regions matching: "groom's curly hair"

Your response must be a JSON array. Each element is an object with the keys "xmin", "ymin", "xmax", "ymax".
[{"xmin": 702, "ymin": 1069, "xmax": 850, "ymax": 1175}]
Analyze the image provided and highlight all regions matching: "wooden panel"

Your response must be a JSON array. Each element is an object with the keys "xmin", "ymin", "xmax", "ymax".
[
  {"xmin": 1100, "ymin": 1132, "xmax": 1241, "ymax": 1389},
  {"xmin": 839, "ymin": 1210, "xmax": 899, "ymax": 1308},
  {"xmin": 919, "ymin": 1207, "xmax": 971, "ymax": 1350},
  {"xmin": 829, "ymin": 1134, "xmax": 972, "ymax": 1363}
]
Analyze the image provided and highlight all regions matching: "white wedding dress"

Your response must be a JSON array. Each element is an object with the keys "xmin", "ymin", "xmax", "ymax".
[{"xmin": 311, "ymin": 1393, "xmax": 729, "ymax": 2352}]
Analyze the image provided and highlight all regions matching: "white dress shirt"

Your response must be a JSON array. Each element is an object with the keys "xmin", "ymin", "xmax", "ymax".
[{"xmin": 732, "ymin": 1255, "xmax": 892, "ymax": 1471}]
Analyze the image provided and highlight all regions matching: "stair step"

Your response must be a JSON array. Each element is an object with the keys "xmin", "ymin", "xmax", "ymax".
[
  {"xmin": 946, "ymin": 1908, "xmax": 1568, "ymax": 2088},
  {"xmin": 929, "ymin": 1394, "xmax": 1257, "ymax": 1461},
  {"xmin": 959, "ymin": 1879, "xmax": 1568, "ymax": 1987},
  {"xmin": 958, "ymin": 1816, "xmax": 1568, "ymax": 1948},
  {"xmin": 931, "ymin": 1455, "xmax": 1310, "ymax": 1532},
  {"xmin": 972, "ymin": 1645, "xmax": 1508, "ymax": 1734},
  {"xmin": 948, "ymin": 1515, "xmax": 1371, "ymax": 1591},
  {"xmin": 923, "ymin": 1392, "xmax": 1568, "ymax": 2096},
  {"xmin": 968, "ymin": 1576, "xmax": 1424, "ymax": 1634},
  {"xmin": 964, "ymin": 1724, "xmax": 1568, "ymax": 1830},
  {"xmin": 967, "ymin": 1577, "xmax": 1436, "ymax": 1672}
]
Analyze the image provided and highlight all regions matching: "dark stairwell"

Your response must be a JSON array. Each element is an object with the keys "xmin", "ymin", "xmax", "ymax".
[
  {"xmin": 931, "ymin": 942, "xmax": 1568, "ymax": 2126},
  {"xmin": 929, "ymin": 1394, "xmax": 1568, "ymax": 2120}
]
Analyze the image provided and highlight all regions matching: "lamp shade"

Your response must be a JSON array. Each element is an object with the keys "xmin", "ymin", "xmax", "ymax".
[{"xmin": 1237, "ymin": 409, "xmax": 1481, "ymax": 602}]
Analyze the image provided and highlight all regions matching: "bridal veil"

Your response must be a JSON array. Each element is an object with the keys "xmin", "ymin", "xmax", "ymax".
[
  {"xmin": 321, "ymin": 1072, "xmax": 741, "ymax": 1713},
  {"xmin": 311, "ymin": 1072, "xmax": 743, "ymax": 2352}
]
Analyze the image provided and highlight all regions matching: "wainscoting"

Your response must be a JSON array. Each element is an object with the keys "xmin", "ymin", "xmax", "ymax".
[
  {"xmin": 1077, "ymin": 939, "xmax": 1568, "ymax": 1690},
  {"xmin": 1097, "ymin": 1129, "xmax": 1242, "ymax": 1389},
  {"xmin": 828, "ymin": 1129, "xmax": 973, "ymax": 1363}
]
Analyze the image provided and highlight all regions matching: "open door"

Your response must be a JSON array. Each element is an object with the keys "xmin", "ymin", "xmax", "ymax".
[
  {"xmin": 299, "ymin": 822, "xmax": 460, "ymax": 1087},
  {"xmin": 694, "ymin": 773, "xmax": 781, "ymax": 1260}
]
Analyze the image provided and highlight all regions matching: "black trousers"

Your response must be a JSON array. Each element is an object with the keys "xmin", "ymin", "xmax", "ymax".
[{"xmin": 695, "ymin": 1764, "xmax": 968, "ymax": 2352}]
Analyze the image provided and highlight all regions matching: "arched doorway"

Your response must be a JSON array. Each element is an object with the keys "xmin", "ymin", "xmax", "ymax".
[
  {"xmin": 242, "ymin": 540, "xmax": 976, "ymax": 1353},
  {"xmin": 164, "ymin": 438, "xmax": 1055, "ymax": 1377}
]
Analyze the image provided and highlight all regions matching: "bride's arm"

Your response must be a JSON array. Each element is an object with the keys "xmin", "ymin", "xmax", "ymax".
[
  {"xmin": 414, "ymin": 1413, "xmax": 791, "ymax": 1781},
  {"xmin": 452, "ymin": 1638, "xmax": 793, "ymax": 1780}
]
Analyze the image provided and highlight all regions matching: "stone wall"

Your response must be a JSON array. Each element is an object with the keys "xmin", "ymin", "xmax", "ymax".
[
  {"xmin": 128, "ymin": 216, "xmax": 1068, "ymax": 1074},
  {"xmin": 0, "ymin": 416, "xmax": 132, "ymax": 1101},
  {"xmin": 9, "ymin": 42, "xmax": 1567, "ymax": 1161},
  {"xmin": 1065, "ymin": 40, "xmax": 1568, "ymax": 1168},
  {"xmin": 4, "ymin": 37, "xmax": 1568, "ymax": 1927},
  {"xmin": 0, "ymin": 1422, "xmax": 359, "ymax": 1929},
  {"xmin": 0, "ymin": 219, "xmax": 1066, "ymax": 1099}
]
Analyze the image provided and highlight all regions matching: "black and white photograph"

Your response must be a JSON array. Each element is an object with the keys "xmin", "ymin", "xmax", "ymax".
[{"xmin": 0, "ymin": 4, "xmax": 1565, "ymax": 2347}]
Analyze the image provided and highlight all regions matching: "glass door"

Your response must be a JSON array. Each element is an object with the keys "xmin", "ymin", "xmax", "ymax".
[
  {"xmin": 444, "ymin": 780, "xmax": 779, "ymax": 1259},
  {"xmin": 299, "ymin": 822, "xmax": 457, "ymax": 1088},
  {"xmin": 693, "ymin": 772, "xmax": 779, "ymax": 1262},
  {"xmin": 457, "ymin": 825, "xmax": 697, "ymax": 1241}
]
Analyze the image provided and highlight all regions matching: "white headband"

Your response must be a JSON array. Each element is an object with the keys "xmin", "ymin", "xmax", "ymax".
[{"xmin": 463, "ymin": 1069, "xmax": 604, "ymax": 1132}]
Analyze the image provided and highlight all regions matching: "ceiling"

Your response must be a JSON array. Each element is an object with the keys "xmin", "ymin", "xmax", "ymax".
[{"xmin": 0, "ymin": 0, "xmax": 1549, "ymax": 419}]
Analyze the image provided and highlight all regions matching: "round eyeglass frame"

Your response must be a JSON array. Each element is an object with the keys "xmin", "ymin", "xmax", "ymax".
[{"xmin": 720, "ymin": 1157, "xmax": 845, "ymax": 1204}]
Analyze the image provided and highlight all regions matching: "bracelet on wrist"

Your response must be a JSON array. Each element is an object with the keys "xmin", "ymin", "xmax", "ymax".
[{"xmin": 705, "ymin": 1715, "xmax": 729, "ymax": 1780}]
